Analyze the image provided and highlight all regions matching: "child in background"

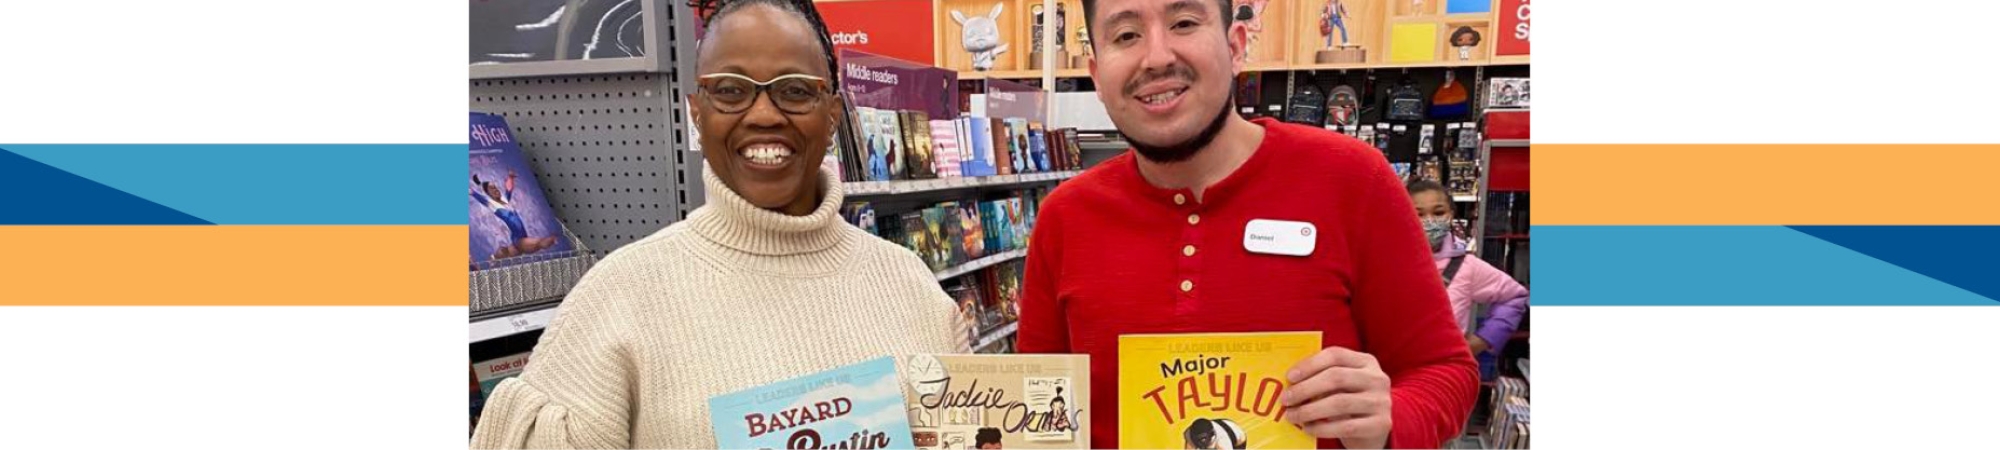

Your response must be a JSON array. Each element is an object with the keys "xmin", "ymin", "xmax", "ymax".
[{"xmin": 1408, "ymin": 180, "xmax": 1528, "ymax": 379}]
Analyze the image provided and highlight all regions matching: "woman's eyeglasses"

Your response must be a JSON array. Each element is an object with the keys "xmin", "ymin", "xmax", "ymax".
[{"xmin": 696, "ymin": 73, "xmax": 831, "ymax": 115}]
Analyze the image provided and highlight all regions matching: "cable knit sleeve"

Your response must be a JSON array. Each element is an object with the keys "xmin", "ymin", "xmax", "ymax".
[{"xmin": 470, "ymin": 265, "xmax": 639, "ymax": 449}]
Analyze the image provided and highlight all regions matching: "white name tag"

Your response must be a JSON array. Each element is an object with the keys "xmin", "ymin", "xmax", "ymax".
[{"xmin": 1244, "ymin": 219, "xmax": 1317, "ymax": 256}]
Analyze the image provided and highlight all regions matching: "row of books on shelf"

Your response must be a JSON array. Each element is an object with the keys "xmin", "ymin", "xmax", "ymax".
[
  {"xmin": 948, "ymin": 259, "xmax": 1023, "ymax": 346},
  {"xmin": 840, "ymin": 187, "xmax": 1051, "ymax": 273},
  {"xmin": 837, "ymin": 107, "xmax": 1086, "ymax": 183},
  {"xmin": 472, "ymin": 331, "xmax": 1338, "ymax": 449},
  {"xmin": 1485, "ymin": 376, "xmax": 1530, "ymax": 449}
]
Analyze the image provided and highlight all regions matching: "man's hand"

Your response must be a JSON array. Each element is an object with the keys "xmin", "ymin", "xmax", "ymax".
[{"xmin": 1282, "ymin": 346, "xmax": 1392, "ymax": 449}]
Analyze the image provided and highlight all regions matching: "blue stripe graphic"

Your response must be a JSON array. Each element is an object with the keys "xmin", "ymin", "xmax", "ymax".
[
  {"xmin": 1, "ymin": 148, "xmax": 213, "ymax": 225},
  {"xmin": 3, "ymin": 144, "xmax": 466, "ymax": 225},
  {"xmin": 1536, "ymin": 226, "xmax": 1996, "ymax": 305}
]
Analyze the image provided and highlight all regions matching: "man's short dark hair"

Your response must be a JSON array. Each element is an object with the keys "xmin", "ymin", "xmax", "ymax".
[
  {"xmin": 1406, "ymin": 179, "xmax": 1447, "ymax": 197},
  {"xmin": 1080, "ymin": 0, "xmax": 1235, "ymax": 51}
]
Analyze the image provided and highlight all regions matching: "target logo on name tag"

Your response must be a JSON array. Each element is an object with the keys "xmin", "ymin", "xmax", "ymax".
[{"xmin": 1244, "ymin": 219, "xmax": 1316, "ymax": 256}]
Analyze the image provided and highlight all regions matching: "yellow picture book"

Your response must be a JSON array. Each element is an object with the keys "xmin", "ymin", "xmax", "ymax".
[{"xmin": 1119, "ymin": 332, "xmax": 1321, "ymax": 449}]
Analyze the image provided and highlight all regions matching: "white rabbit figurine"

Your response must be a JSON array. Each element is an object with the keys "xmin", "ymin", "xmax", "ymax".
[{"xmin": 952, "ymin": 3, "xmax": 1009, "ymax": 71}]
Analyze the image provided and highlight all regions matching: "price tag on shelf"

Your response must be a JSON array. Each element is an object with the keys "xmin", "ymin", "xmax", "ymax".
[{"xmin": 508, "ymin": 313, "xmax": 534, "ymax": 333}]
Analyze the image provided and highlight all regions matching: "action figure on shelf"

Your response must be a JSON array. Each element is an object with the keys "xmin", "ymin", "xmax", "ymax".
[
  {"xmin": 1032, "ymin": 4, "xmax": 1046, "ymax": 53},
  {"xmin": 1451, "ymin": 26, "xmax": 1483, "ymax": 60},
  {"xmin": 953, "ymin": 3, "xmax": 1010, "ymax": 71},
  {"xmin": 1055, "ymin": 3, "xmax": 1067, "ymax": 52},
  {"xmin": 470, "ymin": 171, "xmax": 561, "ymax": 261},
  {"xmin": 1321, "ymin": 0, "xmax": 1350, "ymax": 48},
  {"xmin": 1232, "ymin": 0, "xmax": 1269, "ymax": 62}
]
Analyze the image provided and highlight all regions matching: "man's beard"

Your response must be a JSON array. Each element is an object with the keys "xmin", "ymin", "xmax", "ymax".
[{"xmin": 1129, "ymin": 98, "xmax": 1233, "ymax": 164}]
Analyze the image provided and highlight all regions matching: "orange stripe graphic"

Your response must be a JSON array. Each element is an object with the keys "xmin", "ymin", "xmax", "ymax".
[
  {"xmin": 1, "ymin": 226, "xmax": 466, "ymax": 306},
  {"xmin": 1534, "ymin": 144, "xmax": 2000, "ymax": 225}
]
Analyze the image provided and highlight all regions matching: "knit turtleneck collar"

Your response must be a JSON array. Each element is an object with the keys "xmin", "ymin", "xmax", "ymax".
[{"xmin": 686, "ymin": 165, "xmax": 849, "ymax": 256}]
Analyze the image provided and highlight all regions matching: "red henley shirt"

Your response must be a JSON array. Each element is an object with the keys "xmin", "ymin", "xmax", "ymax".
[{"xmin": 1018, "ymin": 118, "xmax": 1480, "ymax": 449}]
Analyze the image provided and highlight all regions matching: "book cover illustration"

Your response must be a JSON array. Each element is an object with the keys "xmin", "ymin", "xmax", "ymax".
[
  {"xmin": 858, "ymin": 107, "xmax": 890, "ymax": 181},
  {"xmin": 930, "ymin": 119, "xmax": 962, "ymax": 178},
  {"xmin": 473, "ymin": 352, "xmax": 532, "ymax": 399},
  {"xmin": 946, "ymin": 280, "xmax": 983, "ymax": 345},
  {"xmin": 904, "ymin": 111, "xmax": 937, "ymax": 179},
  {"xmin": 978, "ymin": 200, "xmax": 1004, "ymax": 254},
  {"xmin": 966, "ymin": 117, "xmax": 999, "ymax": 177},
  {"xmin": 470, "ymin": 112, "xmax": 575, "ymax": 271},
  {"xmin": 899, "ymin": 211, "xmax": 931, "ymax": 266},
  {"xmin": 1006, "ymin": 198, "xmax": 1026, "ymax": 250},
  {"xmin": 842, "ymin": 202, "xmax": 880, "ymax": 237},
  {"xmin": 1118, "ymin": 332, "xmax": 1321, "ymax": 450},
  {"xmin": 924, "ymin": 204, "xmax": 954, "ymax": 271},
  {"xmin": 1004, "ymin": 118, "xmax": 1031, "ymax": 174},
  {"xmin": 940, "ymin": 203, "xmax": 968, "ymax": 266},
  {"xmin": 900, "ymin": 354, "xmax": 1091, "ymax": 450},
  {"xmin": 1060, "ymin": 129, "xmax": 1082, "ymax": 172},
  {"xmin": 1027, "ymin": 122, "xmax": 1050, "ymax": 173},
  {"xmin": 709, "ymin": 356, "xmax": 916, "ymax": 450},
  {"xmin": 958, "ymin": 201, "xmax": 987, "ymax": 260},
  {"xmin": 979, "ymin": 261, "xmax": 1022, "ymax": 331},
  {"xmin": 879, "ymin": 109, "xmax": 908, "ymax": 180}
]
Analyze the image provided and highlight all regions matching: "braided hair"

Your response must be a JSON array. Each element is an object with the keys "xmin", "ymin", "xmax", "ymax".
[
  {"xmin": 688, "ymin": 0, "xmax": 857, "ymax": 172},
  {"xmin": 689, "ymin": 0, "xmax": 840, "ymax": 87}
]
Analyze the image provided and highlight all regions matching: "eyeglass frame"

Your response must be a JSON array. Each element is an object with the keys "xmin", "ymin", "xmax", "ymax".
[{"xmin": 694, "ymin": 73, "xmax": 834, "ymax": 115}]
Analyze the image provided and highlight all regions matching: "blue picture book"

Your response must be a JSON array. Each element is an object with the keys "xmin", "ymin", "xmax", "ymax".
[
  {"xmin": 962, "ymin": 117, "xmax": 998, "ymax": 177},
  {"xmin": 1027, "ymin": 124, "xmax": 1051, "ymax": 173},
  {"xmin": 709, "ymin": 356, "xmax": 917, "ymax": 450},
  {"xmin": 470, "ymin": 112, "xmax": 575, "ymax": 271}
]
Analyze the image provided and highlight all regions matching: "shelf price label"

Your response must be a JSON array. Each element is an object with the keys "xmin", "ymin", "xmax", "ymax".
[{"xmin": 507, "ymin": 313, "xmax": 535, "ymax": 333}]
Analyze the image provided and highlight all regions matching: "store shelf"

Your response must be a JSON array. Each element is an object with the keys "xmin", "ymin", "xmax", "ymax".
[
  {"xmin": 935, "ymin": 248, "xmax": 1027, "ymax": 281},
  {"xmin": 471, "ymin": 303, "xmax": 560, "ymax": 343},
  {"xmin": 974, "ymin": 321, "xmax": 1020, "ymax": 351},
  {"xmin": 1488, "ymin": 139, "xmax": 1531, "ymax": 147},
  {"xmin": 1289, "ymin": 59, "xmax": 1526, "ymax": 72},
  {"xmin": 959, "ymin": 69, "xmax": 1043, "ymax": 79},
  {"xmin": 963, "ymin": 58, "xmax": 1524, "ymax": 79},
  {"xmin": 470, "ymin": 249, "xmax": 597, "ymax": 315},
  {"xmin": 1518, "ymin": 358, "xmax": 1530, "ymax": 383},
  {"xmin": 1495, "ymin": 233, "xmax": 1528, "ymax": 240},
  {"xmin": 1490, "ymin": 54, "xmax": 1531, "ymax": 65},
  {"xmin": 844, "ymin": 170, "xmax": 1079, "ymax": 197}
]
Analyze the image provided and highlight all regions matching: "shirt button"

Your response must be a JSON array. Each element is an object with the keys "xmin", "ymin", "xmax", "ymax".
[
  {"xmin": 1183, "ymin": 245, "xmax": 1196, "ymax": 257},
  {"xmin": 1187, "ymin": 214, "xmax": 1201, "ymax": 225},
  {"xmin": 1173, "ymin": 193, "xmax": 1186, "ymax": 205},
  {"xmin": 1180, "ymin": 280, "xmax": 1194, "ymax": 292}
]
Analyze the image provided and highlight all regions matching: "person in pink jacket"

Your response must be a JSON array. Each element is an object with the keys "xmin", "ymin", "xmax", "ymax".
[{"xmin": 1408, "ymin": 180, "xmax": 1528, "ymax": 378}]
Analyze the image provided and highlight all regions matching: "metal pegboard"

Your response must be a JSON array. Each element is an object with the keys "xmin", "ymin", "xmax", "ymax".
[
  {"xmin": 467, "ymin": 0, "xmax": 704, "ymax": 257},
  {"xmin": 472, "ymin": 74, "xmax": 684, "ymax": 257}
]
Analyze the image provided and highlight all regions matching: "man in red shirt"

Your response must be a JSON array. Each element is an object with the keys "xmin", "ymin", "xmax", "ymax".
[{"xmin": 1017, "ymin": 0, "xmax": 1480, "ymax": 448}]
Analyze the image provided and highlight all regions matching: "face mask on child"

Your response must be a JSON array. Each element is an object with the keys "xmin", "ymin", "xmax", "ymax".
[{"xmin": 1422, "ymin": 218, "xmax": 1450, "ymax": 251}]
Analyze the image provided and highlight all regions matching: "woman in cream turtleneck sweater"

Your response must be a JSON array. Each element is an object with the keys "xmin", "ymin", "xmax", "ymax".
[{"xmin": 471, "ymin": 1, "xmax": 964, "ymax": 447}]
